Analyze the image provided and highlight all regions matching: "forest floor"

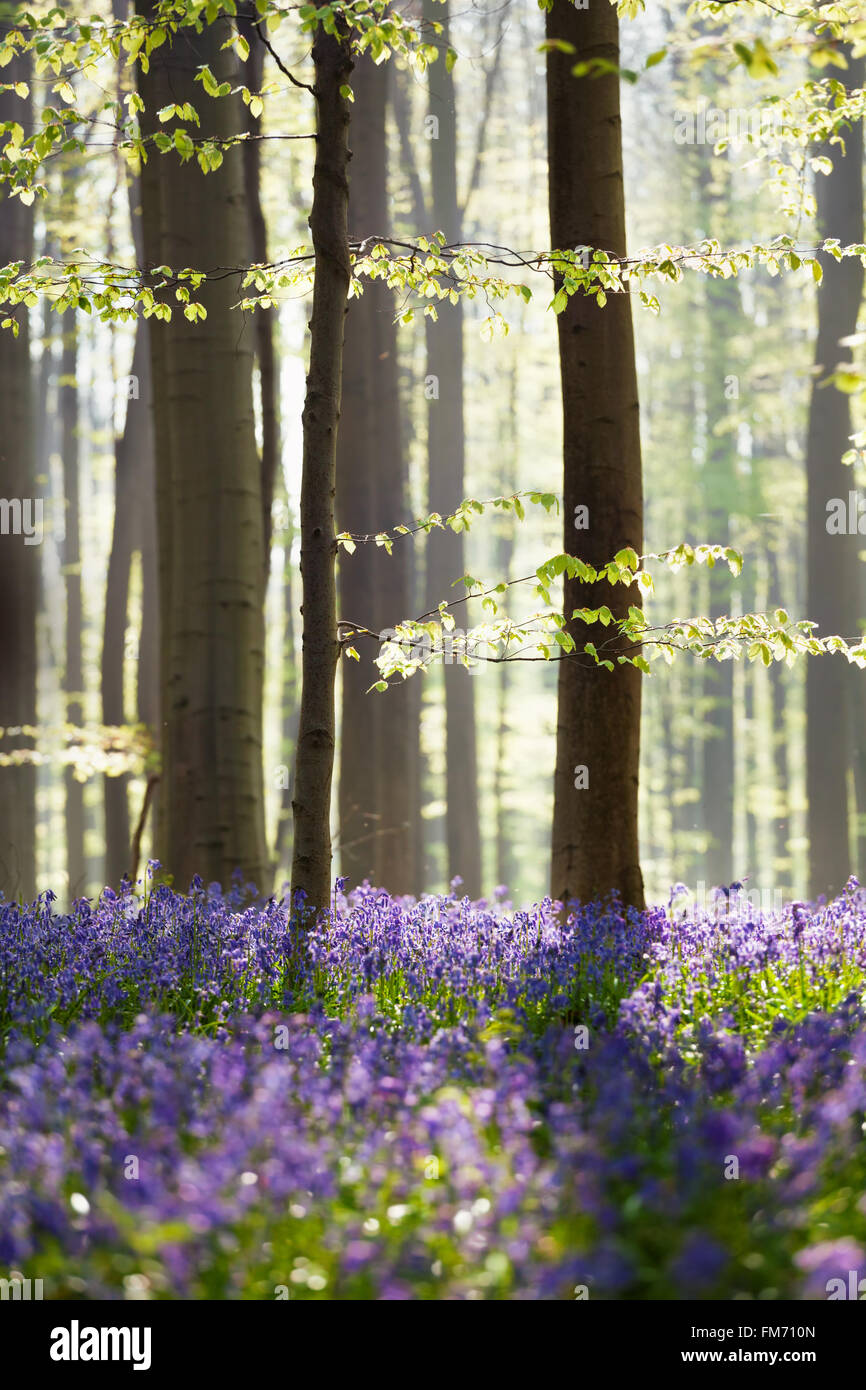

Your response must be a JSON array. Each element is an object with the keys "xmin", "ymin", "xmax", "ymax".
[{"xmin": 1, "ymin": 876, "xmax": 865, "ymax": 1299}]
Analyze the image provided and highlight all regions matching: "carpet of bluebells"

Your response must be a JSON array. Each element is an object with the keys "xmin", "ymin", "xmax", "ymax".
[{"xmin": 2, "ymin": 867, "xmax": 866, "ymax": 1300}]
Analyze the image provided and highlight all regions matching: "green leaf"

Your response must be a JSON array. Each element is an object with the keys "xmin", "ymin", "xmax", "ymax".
[
  {"xmin": 173, "ymin": 128, "xmax": 195, "ymax": 161},
  {"xmin": 199, "ymin": 65, "xmax": 219, "ymax": 97}
]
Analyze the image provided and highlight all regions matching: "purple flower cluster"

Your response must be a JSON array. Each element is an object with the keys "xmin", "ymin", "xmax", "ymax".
[
  {"xmin": 0, "ymin": 880, "xmax": 660, "ymax": 1044},
  {"xmin": 0, "ymin": 880, "xmax": 865, "ymax": 1299}
]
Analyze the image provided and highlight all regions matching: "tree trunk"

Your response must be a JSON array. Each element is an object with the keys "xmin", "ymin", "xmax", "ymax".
[
  {"xmin": 390, "ymin": 63, "xmax": 429, "ymax": 896},
  {"xmin": 129, "ymin": 169, "xmax": 160, "ymax": 851},
  {"xmin": 766, "ymin": 545, "xmax": 790, "ymax": 887},
  {"xmin": 102, "ymin": 320, "xmax": 155, "ymax": 885},
  {"xmin": 547, "ymin": 0, "xmax": 644, "ymax": 910},
  {"xmin": 422, "ymin": 0, "xmax": 481, "ymax": 898},
  {"xmin": 700, "ymin": 246, "xmax": 738, "ymax": 888},
  {"xmin": 290, "ymin": 25, "xmax": 353, "ymax": 918},
  {"xmin": 240, "ymin": 12, "xmax": 280, "ymax": 568},
  {"xmin": 336, "ymin": 53, "xmax": 416, "ymax": 895},
  {"xmin": 101, "ymin": 387, "xmax": 133, "ymax": 886},
  {"xmin": 805, "ymin": 43, "xmax": 864, "ymax": 900},
  {"xmin": 0, "ymin": 41, "xmax": 37, "ymax": 903},
  {"xmin": 494, "ymin": 357, "xmax": 518, "ymax": 892},
  {"xmin": 60, "ymin": 324, "xmax": 86, "ymax": 898},
  {"xmin": 136, "ymin": 5, "xmax": 268, "ymax": 889},
  {"xmin": 274, "ymin": 490, "xmax": 299, "ymax": 879}
]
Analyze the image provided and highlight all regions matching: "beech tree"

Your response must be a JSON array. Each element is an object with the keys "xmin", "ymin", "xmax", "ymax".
[
  {"xmin": 59, "ymin": 276, "xmax": 85, "ymax": 896},
  {"xmin": 135, "ymin": 1, "xmax": 269, "ymax": 888},
  {"xmin": 290, "ymin": 23, "xmax": 352, "ymax": 917},
  {"xmin": 336, "ymin": 54, "xmax": 416, "ymax": 895},
  {"xmin": 102, "ymin": 305, "xmax": 157, "ymax": 887},
  {"xmin": 4, "ymin": 0, "xmax": 866, "ymax": 920},
  {"xmin": 0, "ymin": 25, "xmax": 36, "ymax": 902},
  {"xmin": 421, "ymin": 0, "xmax": 482, "ymax": 898},
  {"xmin": 546, "ymin": 0, "xmax": 644, "ymax": 909},
  {"xmin": 698, "ymin": 162, "xmax": 738, "ymax": 890},
  {"xmin": 805, "ymin": 37, "xmax": 864, "ymax": 901}
]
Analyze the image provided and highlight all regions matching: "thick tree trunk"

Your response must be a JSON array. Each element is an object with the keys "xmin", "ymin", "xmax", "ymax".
[
  {"xmin": 547, "ymin": 0, "xmax": 644, "ymax": 910},
  {"xmin": 290, "ymin": 25, "xmax": 353, "ymax": 917},
  {"xmin": 805, "ymin": 44, "xmax": 864, "ymax": 900},
  {"xmin": 136, "ymin": 6, "xmax": 268, "ymax": 889},
  {"xmin": 337, "ymin": 54, "xmax": 416, "ymax": 894},
  {"xmin": 0, "ymin": 46, "xmax": 38, "ymax": 903},
  {"xmin": 422, "ymin": 0, "xmax": 481, "ymax": 898}
]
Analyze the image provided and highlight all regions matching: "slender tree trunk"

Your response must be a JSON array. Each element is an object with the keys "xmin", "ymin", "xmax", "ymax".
[
  {"xmin": 370, "ymin": 247, "xmax": 416, "ymax": 893},
  {"xmin": 700, "ymin": 259, "xmax": 737, "ymax": 888},
  {"xmin": 805, "ymin": 43, "xmax": 864, "ymax": 900},
  {"xmin": 851, "ymin": 552, "xmax": 866, "ymax": 879},
  {"xmin": 0, "ymin": 41, "xmax": 37, "ymax": 902},
  {"xmin": 101, "ymin": 400, "xmax": 133, "ymax": 886},
  {"xmin": 274, "ymin": 491, "xmax": 299, "ymax": 879},
  {"xmin": 547, "ymin": 0, "xmax": 644, "ymax": 910},
  {"xmin": 494, "ymin": 357, "xmax": 517, "ymax": 892},
  {"xmin": 102, "ymin": 321, "xmax": 155, "ymax": 884},
  {"xmin": 240, "ymin": 12, "xmax": 280, "ymax": 568},
  {"xmin": 136, "ymin": 6, "xmax": 268, "ymax": 888},
  {"xmin": 769, "ymin": 547, "xmax": 791, "ymax": 884},
  {"xmin": 390, "ymin": 63, "xmax": 428, "ymax": 895},
  {"xmin": 103, "ymin": 164, "xmax": 159, "ymax": 887},
  {"xmin": 493, "ymin": 516, "xmax": 515, "ymax": 894},
  {"xmin": 290, "ymin": 25, "xmax": 353, "ymax": 917},
  {"xmin": 336, "ymin": 62, "xmax": 379, "ymax": 888},
  {"xmin": 422, "ymin": 0, "xmax": 482, "ymax": 898},
  {"xmin": 128, "ymin": 170, "xmax": 160, "ymax": 846},
  {"xmin": 136, "ymin": 344, "xmax": 159, "ymax": 737},
  {"xmin": 742, "ymin": 558, "xmax": 759, "ymax": 866},
  {"xmin": 60, "ymin": 324, "xmax": 85, "ymax": 898}
]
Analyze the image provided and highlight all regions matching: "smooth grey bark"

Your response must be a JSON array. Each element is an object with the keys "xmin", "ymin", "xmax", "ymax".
[
  {"xmin": 274, "ymin": 489, "xmax": 299, "ymax": 880},
  {"xmin": 136, "ymin": 5, "xmax": 268, "ymax": 889},
  {"xmin": 102, "ymin": 320, "xmax": 156, "ymax": 885},
  {"xmin": 60, "ymin": 324, "xmax": 85, "ymax": 898},
  {"xmin": 337, "ymin": 53, "xmax": 416, "ymax": 895},
  {"xmin": 700, "ymin": 243, "xmax": 738, "ymax": 889},
  {"xmin": 547, "ymin": 0, "xmax": 645, "ymax": 910},
  {"xmin": 493, "ymin": 362, "xmax": 518, "ymax": 892},
  {"xmin": 422, "ymin": 0, "xmax": 481, "ymax": 898},
  {"xmin": 240, "ymin": 13, "xmax": 281, "ymax": 567},
  {"xmin": 805, "ymin": 44, "xmax": 864, "ymax": 900}
]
